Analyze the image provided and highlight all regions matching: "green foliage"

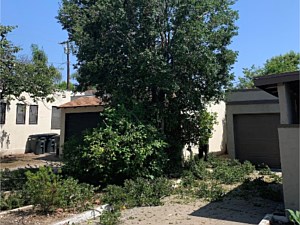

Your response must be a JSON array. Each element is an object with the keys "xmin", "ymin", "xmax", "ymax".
[
  {"xmin": 24, "ymin": 166, "xmax": 95, "ymax": 213},
  {"xmin": 0, "ymin": 25, "xmax": 60, "ymax": 101},
  {"xmin": 196, "ymin": 182, "xmax": 225, "ymax": 202},
  {"xmin": 56, "ymin": 81, "xmax": 76, "ymax": 91},
  {"xmin": 210, "ymin": 160, "xmax": 254, "ymax": 184},
  {"xmin": 58, "ymin": 0, "xmax": 238, "ymax": 164},
  {"xmin": 0, "ymin": 168, "xmax": 38, "ymax": 191},
  {"xmin": 99, "ymin": 210, "xmax": 121, "ymax": 225},
  {"xmin": 0, "ymin": 191, "xmax": 26, "ymax": 211},
  {"xmin": 287, "ymin": 209, "xmax": 300, "ymax": 225},
  {"xmin": 240, "ymin": 177, "xmax": 283, "ymax": 202},
  {"xmin": 102, "ymin": 177, "xmax": 172, "ymax": 210},
  {"xmin": 236, "ymin": 51, "xmax": 300, "ymax": 89},
  {"xmin": 63, "ymin": 106, "xmax": 168, "ymax": 184}
]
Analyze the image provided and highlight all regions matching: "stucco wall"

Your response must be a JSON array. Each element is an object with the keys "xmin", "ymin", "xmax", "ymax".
[
  {"xmin": 226, "ymin": 89, "xmax": 280, "ymax": 159},
  {"xmin": 278, "ymin": 126, "xmax": 300, "ymax": 211},
  {"xmin": 59, "ymin": 106, "xmax": 104, "ymax": 155},
  {"xmin": 0, "ymin": 92, "xmax": 72, "ymax": 156},
  {"xmin": 183, "ymin": 101, "xmax": 226, "ymax": 158}
]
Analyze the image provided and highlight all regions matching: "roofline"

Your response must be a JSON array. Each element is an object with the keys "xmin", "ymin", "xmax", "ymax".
[{"xmin": 254, "ymin": 71, "xmax": 299, "ymax": 87}]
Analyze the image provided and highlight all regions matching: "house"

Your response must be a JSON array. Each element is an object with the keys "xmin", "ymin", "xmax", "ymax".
[
  {"xmin": 0, "ymin": 91, "xmax": 72, "ymax": 156},
  {"xmin": 254, "ymin": 71, "xmax": 299, "ymax": 211},
  {"xmin": 226, "ymin": 89, "xmax": 281, "ymax": 168}
]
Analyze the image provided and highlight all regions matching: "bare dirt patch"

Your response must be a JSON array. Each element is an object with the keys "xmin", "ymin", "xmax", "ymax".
[
  {"xmin": 0, "ymin": 209, "xmax": 76, "ymax": 225},
  {"xmin": 0, "ymin": 153, "xmax": 62, "ymax": 170},
  {"xmin": 120, "ymin": 195, "xmax": 282, "ymax": 225}
]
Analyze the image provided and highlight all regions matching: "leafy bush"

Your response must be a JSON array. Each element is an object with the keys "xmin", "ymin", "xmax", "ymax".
[
  {"xmin": 100, "ymin": 210, "xmax": 121, "ymax": 225},
  {"xmin": 24, "ymin": 166, "xmax": 95, "ymax": 213},
  {"xmin": 211, "ymin": 160, "xmax": 254, "ymax": 184},
  {"xmin": 102, "ymin": 177, "xmax": 172, "ymax": 210},
  {"xmin": 0, "ymin": 168, "xmax": 38, "ymax": 191},
  {"xmin": 196, "ymin": 182, "xmax": 225, "ymax": 202},
  {"xmin": 0, "ymin": 191, "xmax": 26, "ymax": 210},
  {"xmin": 63, "ymin": 106, "xmax": 168, "ymax": 185}
]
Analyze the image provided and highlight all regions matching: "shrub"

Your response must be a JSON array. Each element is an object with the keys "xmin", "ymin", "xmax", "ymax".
[
  {"xmin": 99, "ymin": 210, "xmax": 121, "ymax": 225},
  {"xmin": 0, "ymin": 168, "xmax": 38, "ymax": 191},
  {"xmin": 102, "ymin": 177, "xmax": 172, "ymax": 210},
  {"xmin": 63, "ymin": 106, "xmax": 168, "ymax": 185},
  {"xmin": 211, "ymin": 160, "xmax": 254, "ymax": 184},
  {"xmin": 196, "ymin": 182, "xmax": 225, "ymax": 202},
  {"xmin": 0, "ymin": 191, "xmax": 26, "ymax": 210},
  {"xmin": 24, "ymin": 166, "xmax": 95, "ymax": 213}
]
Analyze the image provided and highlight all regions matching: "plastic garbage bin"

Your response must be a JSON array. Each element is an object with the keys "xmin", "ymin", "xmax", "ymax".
[
  {"xmin": 27, "ymin": 135, "xmax": 40, "ymax": 153},
  {"xmin": 44, "ymin": 133, "xmax": 58, "ymax": 153},
  {"xmin": 52, "ymin": 135, "xmax": 60, "ymax": 156},
  {"xmin": 35, "ymin": 137, "xmax": 47, "ymax": 155}
]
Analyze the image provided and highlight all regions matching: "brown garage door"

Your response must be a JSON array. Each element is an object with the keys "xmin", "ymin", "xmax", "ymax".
[
  {"xmin": 233, "ymin": 114, "xmax": 281, "ymax": 169},
  {"xmin": 65, "ymin": 112, "xmax": 101, "ymax": 142}
]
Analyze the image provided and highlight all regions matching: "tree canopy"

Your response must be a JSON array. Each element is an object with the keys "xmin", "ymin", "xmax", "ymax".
[
  {"xmin": 58, "ymin": 0, "xmax": 238, "ymax": 165},
  {"xmin": 0, "ymin": 25, "xmax": 60, "ymax": 101},
  {"xmin": 236, "ymin": 51, "xmax": 300, "ymax": 89}
]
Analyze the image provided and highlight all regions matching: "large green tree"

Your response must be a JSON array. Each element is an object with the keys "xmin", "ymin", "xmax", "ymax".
[
  {"xmin": 0, "ymin": 25, "xmax": 60, "ymax": 101},
  {"xmin": 58, "ymin": 0, "xmax": 238, "ymax": 164},
  {"xmin": 236, "ymin": 51, "xmax": 300, "ymax": 89}
]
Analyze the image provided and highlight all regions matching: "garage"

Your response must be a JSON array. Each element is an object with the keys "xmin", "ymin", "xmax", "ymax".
[
  {"xmin": 233, "ymin": 113, "xmax": 281, "ymax": 168},
  {"xmin": 65, "ymin": 112, "xmax": 101, "ymax": 141}
]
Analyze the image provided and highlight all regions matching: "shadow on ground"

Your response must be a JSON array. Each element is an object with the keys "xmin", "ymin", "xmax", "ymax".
[
  {"xmin": 190, "ymin": 178, "xmax": 284, "ymax": 224},
  {"xmin": 34, "ymin": 153, "xmax": 61, "ymax": 162}
]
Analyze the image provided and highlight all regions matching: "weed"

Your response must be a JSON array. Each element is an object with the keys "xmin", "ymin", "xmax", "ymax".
[
  {"xmin": 99, "ymin": 210, "xmax": 120, "ymax": 225},
  {"xmin": 196, "ymin": 182, "xmax": 225, "ymax": 201}
]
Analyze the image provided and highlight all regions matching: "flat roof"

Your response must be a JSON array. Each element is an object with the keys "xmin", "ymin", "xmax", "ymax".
[{"xmin": 254, "ymin": 71, "xmax": 299, "ymax": 97}]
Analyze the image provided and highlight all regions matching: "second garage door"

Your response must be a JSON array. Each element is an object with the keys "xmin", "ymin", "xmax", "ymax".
[{"xmin": 233, "ymin": 113, "xmax": 281, "ymax": 169}]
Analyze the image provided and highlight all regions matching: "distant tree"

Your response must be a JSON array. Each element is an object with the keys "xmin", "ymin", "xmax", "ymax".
[
  {"xmin": 0, "ymin": 25, "xmax": 60, "ymax": 101},
  {"xmin": 236, "ymin": 51, "xmax": 300, "ymax": 89},
  {"xmin": 58, "ymin": 0, "xmax": 238, "ymax": 166},
  {"xmin": 56, "ymin": 81, "xmax": 75, "ymax": 91}
]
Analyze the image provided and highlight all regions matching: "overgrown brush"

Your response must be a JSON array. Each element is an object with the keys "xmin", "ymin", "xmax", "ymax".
[{"xmin": 24, "ymin": 166, "xmax": 96, "ymax": 213}]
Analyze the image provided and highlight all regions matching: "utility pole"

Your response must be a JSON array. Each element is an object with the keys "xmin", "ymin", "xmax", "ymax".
[{"xmin": 59, "ymin": 40, "xmax": 71, "ymax": 90}]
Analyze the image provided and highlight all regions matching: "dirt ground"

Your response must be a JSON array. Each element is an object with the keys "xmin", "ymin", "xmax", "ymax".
[
  {"xmin": 0, "ymin": 153, "xmax": 62, "ymax": 170},
  {"xmin": 119, "ymin": 195, "xmax": 281, "ymax": 225},
  {"xmin": 0, "ymin": 209, "xmax": 76, "ymax": 225}
]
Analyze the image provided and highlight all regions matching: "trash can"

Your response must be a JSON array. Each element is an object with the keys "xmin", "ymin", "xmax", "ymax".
[
  {"xmin": 44, "ymin": 133, "xmax": 59, "ymax": 153},
  {"xmin": 27, "ymin": 135, "xmax": 39, "ymax": 153},
  {"xmin": 52, "ymin": 135, "xmax": 60, "ymax": 156},
  {"xmin": 35, "ymin": 137, "xmax": 47, "ymax": 155}
]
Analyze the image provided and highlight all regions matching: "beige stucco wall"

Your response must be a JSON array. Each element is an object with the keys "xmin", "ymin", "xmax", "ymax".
[
  {"xmin": 59, "ymin": 106, "xmax": 104, "ymax": 155},
  {"xmin": 0, "ymin": 91, "xmax": 72, "ymax": 156},
  {"xmin": 278, "ymin": 126, "xmax": 299, "ymax": 211},
  {"xmin": 226, "ymin": 89, "xmax": 280, "ymax": 159},
  {"xmin": 183, "ymin": 101, "xmax": 226, "ymax": 158}
]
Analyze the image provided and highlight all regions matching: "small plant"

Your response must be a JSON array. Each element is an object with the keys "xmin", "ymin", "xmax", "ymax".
[
  {"xmin": 0, "ymin": 168, "xmax": 38, "ymax": 191},
  {"xmin": 196, "ymin": 182, "xmax": 225, "ymax": 201},
  {"xmin": 102, "ymin": 177, "xmax": 172, "ymax": 210},
  {"xmin": 287, "ymin": 209, "xmax": 300, "ymax": 225},
  {"xmin": 99, "ymin": 210, "xmax": 120, "ymax": 225},
  {"xmin": 0, "ymin": 191, "xmax": 26, "ymax": 210},
  {"xmin": 24, "ymin": 166, "xmax": 95, "ymax": 213}
]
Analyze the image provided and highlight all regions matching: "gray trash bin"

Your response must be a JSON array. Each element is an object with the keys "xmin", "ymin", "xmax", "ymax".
[
  {"xmin": 27, "ymin": 135, "xmax": 39, "ymax": 153},
  {"xmin": 35, "ymin": 137, "xmax": 47, "ymax": 154}
]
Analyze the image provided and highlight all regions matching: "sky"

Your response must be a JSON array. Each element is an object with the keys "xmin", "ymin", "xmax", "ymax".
[{"xmin": 1, "ymin": 0, "xmax": 299, "ymax": 85}]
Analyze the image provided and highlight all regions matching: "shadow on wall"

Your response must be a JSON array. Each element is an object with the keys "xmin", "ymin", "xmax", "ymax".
[
  {"xmin": 189, "ymin": 179, "xmax": 283, "ymax": 224},
  {"xmin": 0, "ymin": 129, "xmax": 10, "ymax": 150},
  {"xmin": 221, "ymin": 117, "xmax": 227, "ymax": 154}
]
